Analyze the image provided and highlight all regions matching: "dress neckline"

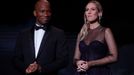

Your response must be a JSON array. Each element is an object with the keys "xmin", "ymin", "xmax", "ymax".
[
  {"xmin": 81, "ymin": 40, "xmax": 104, "ymax": 46},
  {"xmin": 89, "ymin": 25, "xmax": 101, "ymax": 30}
]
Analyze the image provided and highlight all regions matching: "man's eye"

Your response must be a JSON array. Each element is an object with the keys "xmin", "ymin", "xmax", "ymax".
[{"xmin": 41, "ymin": 10, "xmax": 45, "ymax": 13}]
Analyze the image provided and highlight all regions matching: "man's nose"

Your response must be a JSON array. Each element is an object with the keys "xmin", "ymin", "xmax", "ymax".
[{"xmin": 44, "ymin": 12, "xmax": 51, "ymax": 16}]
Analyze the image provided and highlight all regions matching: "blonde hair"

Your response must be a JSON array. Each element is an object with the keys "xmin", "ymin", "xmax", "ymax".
[{"xmin": 78, "ymin": 0, "xmax": 103, "ymax": 41}]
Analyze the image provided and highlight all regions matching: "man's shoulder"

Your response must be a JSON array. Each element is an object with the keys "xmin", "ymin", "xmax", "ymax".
[
  {"xmin": 49, "ymin": 26, "xmax": 64, "ymax": 33},
  {"xmin": 18, "ymin": 27, "xmax": 33, "ymax": 35}
]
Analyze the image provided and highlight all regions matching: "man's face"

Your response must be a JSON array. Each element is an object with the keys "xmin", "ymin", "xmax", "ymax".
[{"xmin": 34, "ymin": 1, "xmax": 51, "ymax": 25}]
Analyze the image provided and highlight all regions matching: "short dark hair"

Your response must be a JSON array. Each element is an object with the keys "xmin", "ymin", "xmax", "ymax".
[{"xmin": 34, "ymin": 0, "xmax": 51, "ymax": 10}]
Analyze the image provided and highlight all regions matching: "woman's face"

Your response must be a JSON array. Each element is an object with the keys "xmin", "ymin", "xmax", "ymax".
[{"xmin": 85, "ymin": 2, "xmax": 100, "ymax": 23}]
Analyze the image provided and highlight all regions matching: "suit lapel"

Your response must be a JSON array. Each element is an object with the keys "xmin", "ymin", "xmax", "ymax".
[{"xmin": 37, "ymin": 29, "xmax": 50, "ymax": 58}]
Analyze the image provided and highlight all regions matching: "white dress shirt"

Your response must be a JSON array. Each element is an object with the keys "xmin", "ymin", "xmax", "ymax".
[{"xmin": 34, "ymin": 24, "xmax": 45, "ymax": 58}]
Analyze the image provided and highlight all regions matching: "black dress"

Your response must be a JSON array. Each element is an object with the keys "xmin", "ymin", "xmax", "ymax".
[{"xmin": 78, "ymin": 26, "xmax": 112, "ymax": 75}]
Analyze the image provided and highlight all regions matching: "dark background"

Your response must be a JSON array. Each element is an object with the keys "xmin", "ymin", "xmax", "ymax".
[
  {"xmin": 0, "ymin": 0, "xmax": 134, "ymax": 45},
  {"xmin": 0, "ymin": 0, "xmax": 134, "ymax": 75}
]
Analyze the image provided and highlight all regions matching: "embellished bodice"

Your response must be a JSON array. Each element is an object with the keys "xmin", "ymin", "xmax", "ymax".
[{"xmin": 79, "ymin": 26, "xmax": 108, "ymax": 61}]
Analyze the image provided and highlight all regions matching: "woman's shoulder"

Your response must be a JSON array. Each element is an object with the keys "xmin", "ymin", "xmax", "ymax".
[
  {"xmin": 100, "ymin": 26, "xmax": 111, "ymax": 32},
  {"xmin": 101, "ymin": 26, "xmax": 113, "ymax": 36}
]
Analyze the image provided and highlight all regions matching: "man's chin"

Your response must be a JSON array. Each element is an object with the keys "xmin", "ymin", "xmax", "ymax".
[
  {"xmin": 40, "ymin": 20, "xmax": 49, "ymax": 24},
  {"xmin": 41, "ymin": 22, "xmax": 49, "ymax": 25}
]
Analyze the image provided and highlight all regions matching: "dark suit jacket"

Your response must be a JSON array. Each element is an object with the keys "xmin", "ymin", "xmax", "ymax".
[{"xmin": 13, "ymin": 25, "xmax": 68, "ymax": 75}]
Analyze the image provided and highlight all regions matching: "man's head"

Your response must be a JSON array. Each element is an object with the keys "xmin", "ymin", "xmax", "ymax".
[{"xmin": 34, "ymin": 0, "xmax": 51, "ymax": 25}]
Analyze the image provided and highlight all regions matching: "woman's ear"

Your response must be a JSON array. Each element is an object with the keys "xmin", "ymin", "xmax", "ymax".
[
  {"xmin": 98, "ymin": 12, "xmax": 102, "ymax": 20},
  {"xmin": 84, "ymin": 13, "xmax": 87, "ymax": 24}
]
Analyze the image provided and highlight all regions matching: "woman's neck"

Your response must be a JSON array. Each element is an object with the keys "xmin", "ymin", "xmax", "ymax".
[{"xmin": 88, "ymin": 22, "xmax": 100, "ymax": 29}]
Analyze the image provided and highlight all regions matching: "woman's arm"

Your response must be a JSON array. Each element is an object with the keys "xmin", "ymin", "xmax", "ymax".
[
  {"xmin": 86, "ymin": 28, "xmax": 118, "ymax": 68},
  {"xmin": 74, "ymin": 34, "xmax": 81, "ymax": 63}
]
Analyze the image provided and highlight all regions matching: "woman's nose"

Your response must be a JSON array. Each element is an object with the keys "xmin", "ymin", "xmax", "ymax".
[{"xmin": 87, "ymin": 10, "xmax": 91, "ymax": 14}]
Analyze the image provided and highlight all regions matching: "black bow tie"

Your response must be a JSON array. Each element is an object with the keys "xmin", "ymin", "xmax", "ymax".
[{"xmin": 34, "ymin": 25, "xmax": 46, "ymax": 30}]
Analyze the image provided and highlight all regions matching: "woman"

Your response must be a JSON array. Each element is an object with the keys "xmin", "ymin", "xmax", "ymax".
[{"xmin": 74, "ymin": 0, "xmax": 118, "ymax": 75}]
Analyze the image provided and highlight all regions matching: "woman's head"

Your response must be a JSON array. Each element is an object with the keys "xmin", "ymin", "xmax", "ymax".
[
  {"xmin": 84, "ymin": 0, "xmax": 103, "ymax": 23},
  {"xmin": 78, "ymin": 0, "xmax": 103, "ymax": 41}
]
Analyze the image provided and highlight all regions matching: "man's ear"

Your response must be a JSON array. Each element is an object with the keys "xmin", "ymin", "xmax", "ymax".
[{"xmin": 33, "ymin": 10, "xmax": 36, "ymax": 17}]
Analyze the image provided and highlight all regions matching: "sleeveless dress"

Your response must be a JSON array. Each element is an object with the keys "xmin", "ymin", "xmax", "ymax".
[{"xmin": 78, "ymin": 26, "xmax": 112, "ymax": 75}]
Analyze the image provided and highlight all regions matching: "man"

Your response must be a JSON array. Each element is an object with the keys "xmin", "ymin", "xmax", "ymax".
[{"xmin": 13, "ymin": 0, "xmax": 67, "ymax": 75}]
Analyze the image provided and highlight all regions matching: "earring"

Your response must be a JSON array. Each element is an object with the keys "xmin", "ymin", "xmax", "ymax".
[{"xmin": 99, "ymin": 16, "xmax": 101, "ymax": 23}]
